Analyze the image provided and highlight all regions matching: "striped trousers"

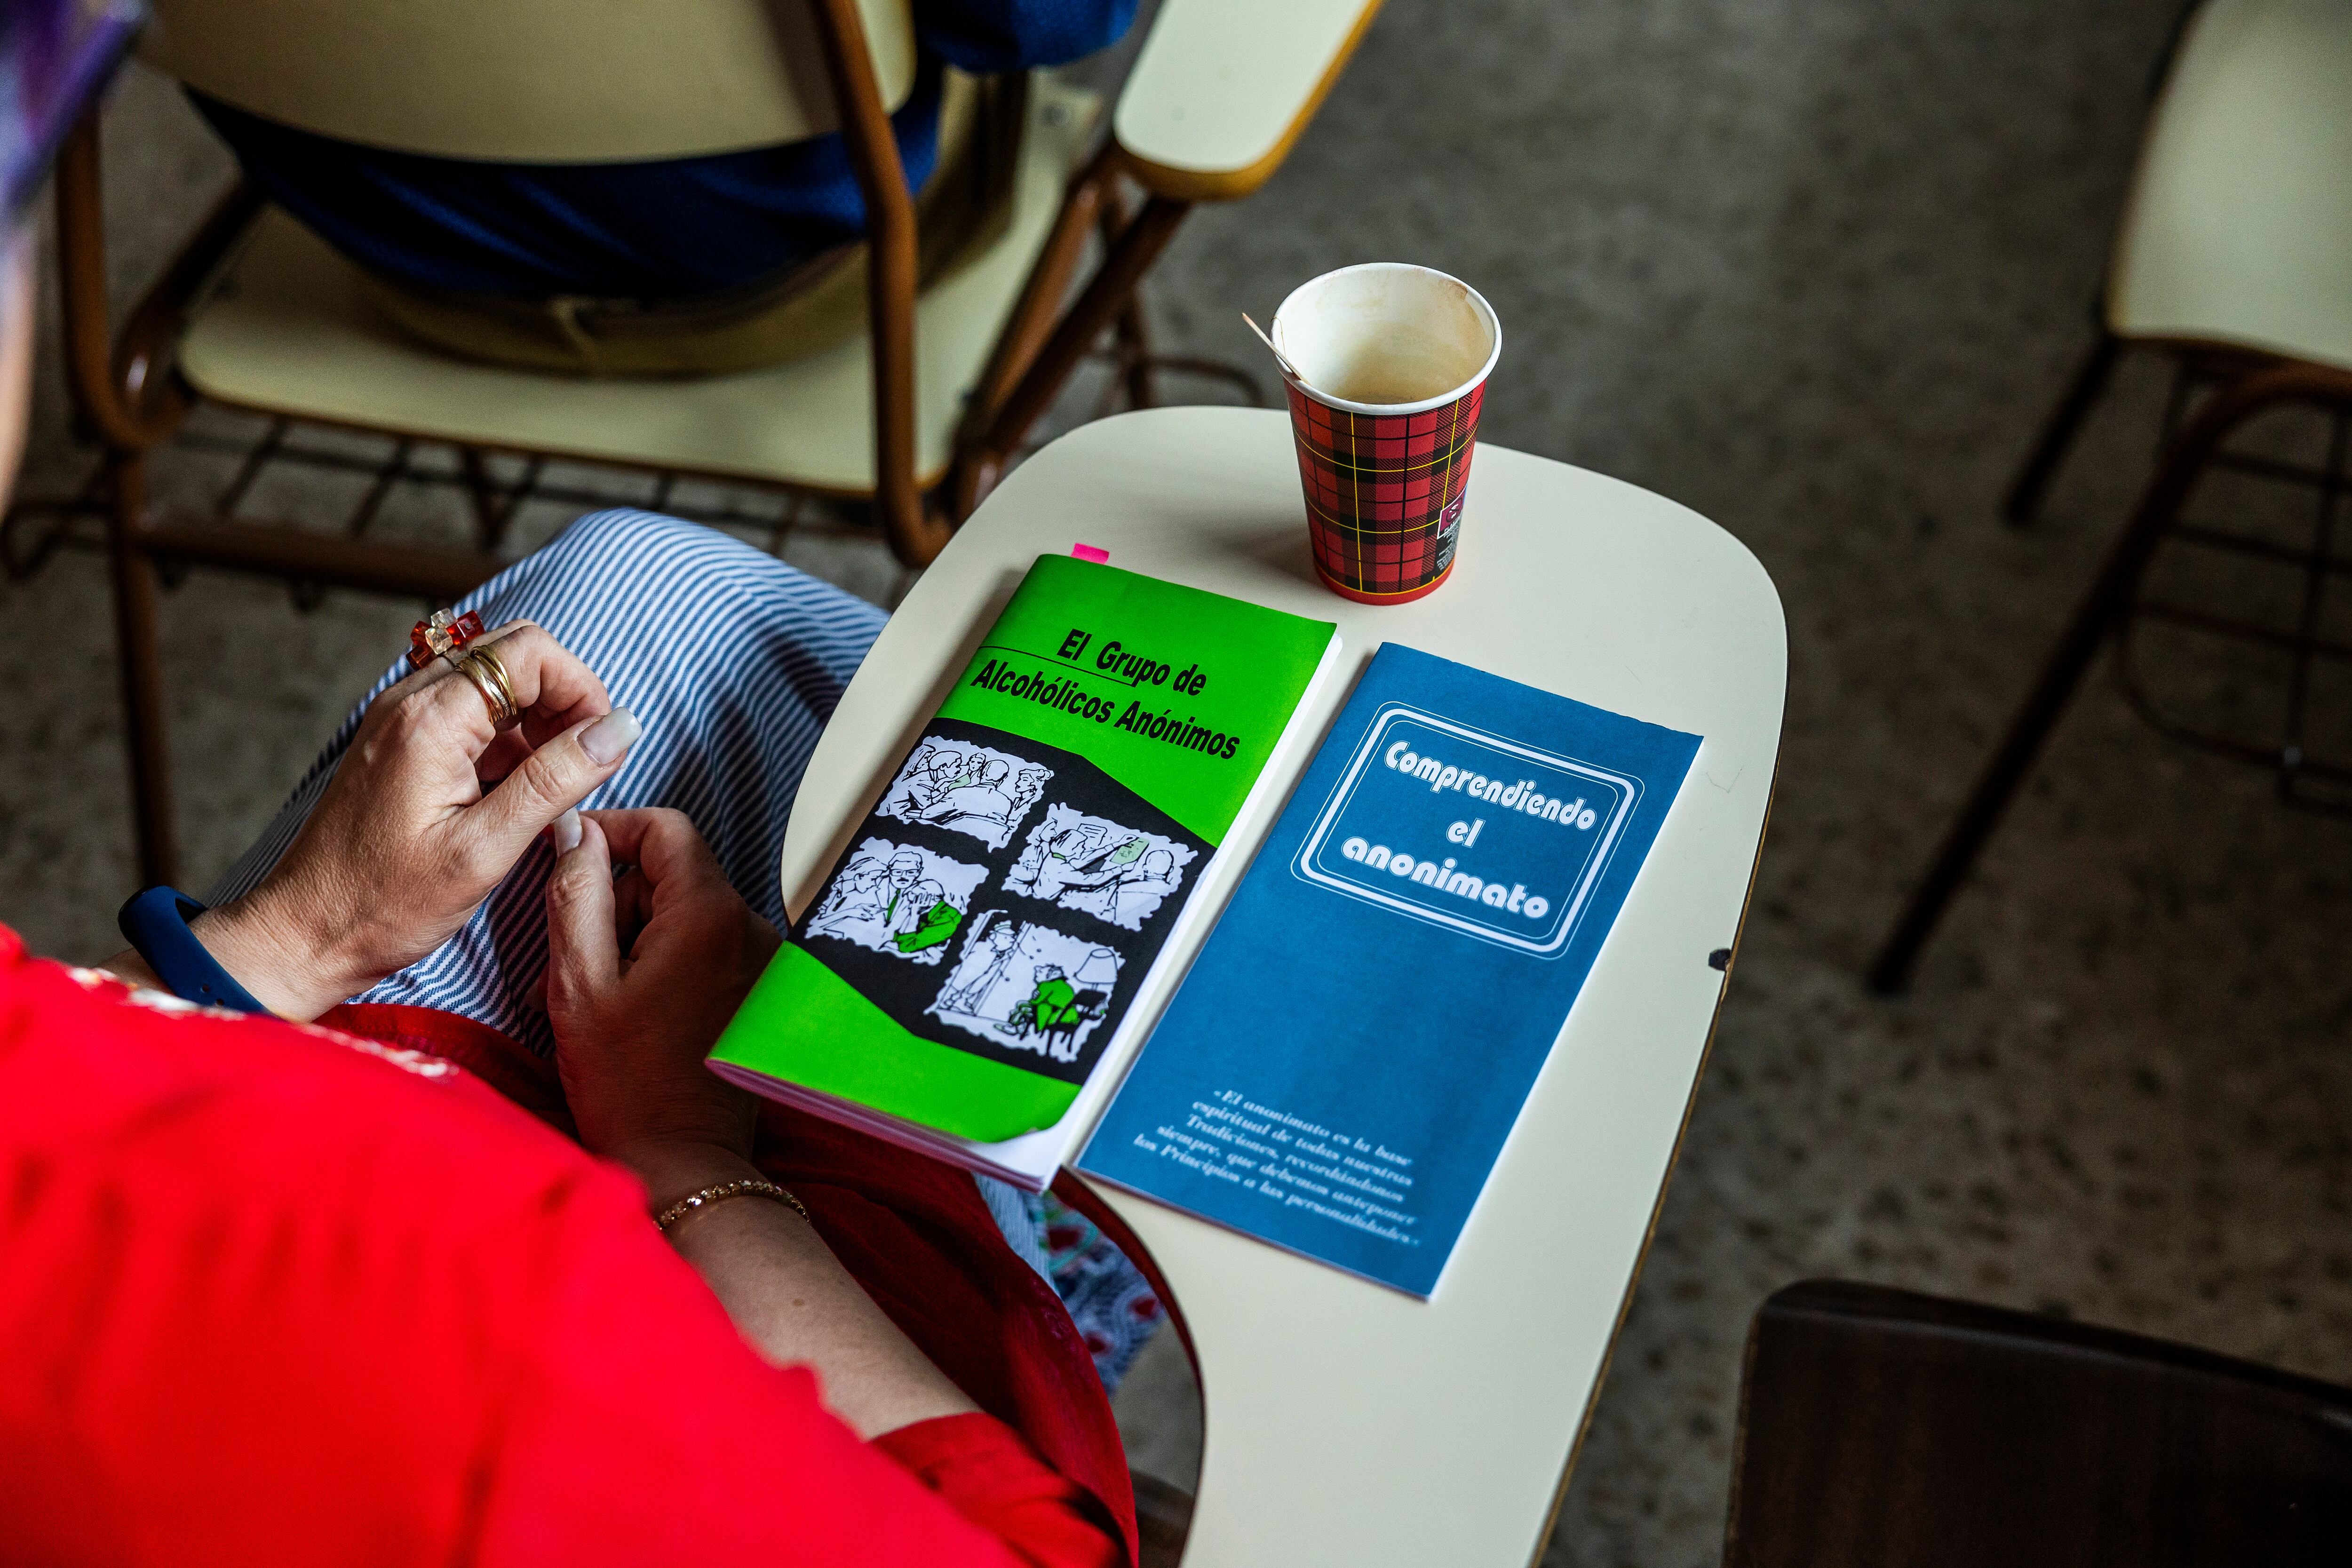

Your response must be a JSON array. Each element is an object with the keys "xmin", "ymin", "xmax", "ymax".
[{"xmin": 211, "ymin": 509, "xmax": 1162, "ymax": 1388}]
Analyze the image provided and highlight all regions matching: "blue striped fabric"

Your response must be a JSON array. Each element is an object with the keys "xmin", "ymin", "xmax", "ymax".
[
  {"xmin": 209, "ymin": 508, "xmax": 884, "ymax": 1052},
  {"xmin": 209, "ymin": 508, "xmax": 1159, "ymax": 1391}
]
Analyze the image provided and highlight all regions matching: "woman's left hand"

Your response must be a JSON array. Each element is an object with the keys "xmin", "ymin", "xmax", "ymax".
[
  {"xmin": 540, "ymin": 806, "xmax": 778, "ymax": 1176},
  {"xmin": 186, "ymin": 621, "xmax": 642, "ymax": 1019},
  {"xmin": 540, "ymin": 808, "xmax": 980, "ymax": 1441}
]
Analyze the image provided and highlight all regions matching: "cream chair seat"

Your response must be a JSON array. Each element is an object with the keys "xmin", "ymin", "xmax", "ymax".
[
  {"xmin": 2107, "ymin": 0, "xmax": 2352, "ymax": 371},
  {"xmin": 46, "ymin": 0, "xmax": 1385, "ymax": 888},
  {"xmin": 180, "ymin": 78, "xmax": 1095, "ymax": 496}
]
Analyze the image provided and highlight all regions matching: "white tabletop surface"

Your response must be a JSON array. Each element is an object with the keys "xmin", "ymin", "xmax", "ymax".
[{"xmin": 780, "ymin": 407, "xmax": 1786, "ymax": 1567}]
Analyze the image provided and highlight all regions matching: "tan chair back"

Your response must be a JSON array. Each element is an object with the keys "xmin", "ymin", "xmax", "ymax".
[{"xmin": 141, "ymin": 0, "xmax": 918, "ymax": 163}]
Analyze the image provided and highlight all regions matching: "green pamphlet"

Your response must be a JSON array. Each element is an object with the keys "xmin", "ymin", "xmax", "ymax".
[{"xmin": 708, "ymin": 554, "xmax": 1341, "ymax": 1188}]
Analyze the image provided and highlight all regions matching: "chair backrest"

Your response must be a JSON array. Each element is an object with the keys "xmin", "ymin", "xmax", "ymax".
[
  {"xmin": 1726, "ymin": 1280, "xmax": 2352, "ymax": 1568},
  {"xmin": 140, "ymin": 0, "xmax": 917, "ymax": 162}
]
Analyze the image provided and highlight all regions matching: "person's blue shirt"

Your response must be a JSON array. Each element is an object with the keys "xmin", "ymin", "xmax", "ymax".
[{"xmin": 193, "ymin": 0, "xmax": 1135, "ymax": 302}]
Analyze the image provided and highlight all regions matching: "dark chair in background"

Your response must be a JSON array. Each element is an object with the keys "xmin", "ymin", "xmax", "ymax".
[
  {"xmin": 1872, "ymin": 0, "xmax": 2352, "ymax": 989},
  {"xmin": 1726, "ymin": 1279, "xmax": 2352, "ymax": 1567}
]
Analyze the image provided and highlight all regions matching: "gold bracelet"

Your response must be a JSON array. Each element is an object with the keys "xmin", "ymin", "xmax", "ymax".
[{"xmin": 655, "ymin": 1177, "xmax": 810, "ymax": 1234}]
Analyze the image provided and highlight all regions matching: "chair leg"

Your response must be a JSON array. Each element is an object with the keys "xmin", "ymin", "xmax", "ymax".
[
  {"xmin": 459, "ymin": 447, "xmax": 505, "ymax": 550},
  {"xmin": 945, "ymin": 151, "xmax": 1114, "ymax": 523},
  {"xmin": 965, "ymin": 195, "xmax": 1193, "ymax": 499},
  {"xmin": 1097, "ymin": 186, "xmax": 1157, "ymax": 412},
  {"xmin": 969, "ymin": 148, "xmax": 1114, "ymax": 433},
  {"xmin": 1869, "ymin": 362, "xmax": 2321, "ymax": 992},
  {"xmin": 2002, "ymin": 331, "xmax": 2122, "ymax": 527},
  {"xmin": 1113, "ymin": 297, "xmax": 1156, "ymax": 411},
  {"xmin": 103, "ymin": 452, "xmax": 178, "ymax": 887}
]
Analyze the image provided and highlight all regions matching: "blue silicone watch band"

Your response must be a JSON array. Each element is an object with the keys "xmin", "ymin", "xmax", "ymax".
[{"xmin": 117, "ymin": 886, "xmax": 271, "ymax": 1014}]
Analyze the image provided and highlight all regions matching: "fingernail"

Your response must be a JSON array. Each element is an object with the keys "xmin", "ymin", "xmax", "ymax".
[
  {"xmin": 581, "ymin": 707, "xmax": 639, "ymax": 766},
  {"xmin": 554, "ymin": 808, "xmax": 581, "ymax": 853}
]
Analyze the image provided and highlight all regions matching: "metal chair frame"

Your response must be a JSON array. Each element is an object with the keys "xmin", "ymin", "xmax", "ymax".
[
  {"xmin": 19, "ymin": 0, "xmax": 1234, "ymax": 888},
  {"xmin": 1870, "ymin": 340, "xmax": 2352, "ymax": 991}
]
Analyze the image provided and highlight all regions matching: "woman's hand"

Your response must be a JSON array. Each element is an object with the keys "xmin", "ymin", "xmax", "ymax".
[
  {"xmin": 541, "ymin": 807, "xmax": 779, "ymax": 1181},
  {"xmin": 540, "ymin": 807, "xmax": 979, "ymax": 1439},
  {"xmin": 194, "ymin": 622, "xmax": 641, "ymax": 1019}
]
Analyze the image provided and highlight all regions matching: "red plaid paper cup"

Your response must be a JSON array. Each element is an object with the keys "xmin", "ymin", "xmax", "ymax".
[{"xmin": 1273, "ymin": 264, "xmax": 1501, "ymax": 605}]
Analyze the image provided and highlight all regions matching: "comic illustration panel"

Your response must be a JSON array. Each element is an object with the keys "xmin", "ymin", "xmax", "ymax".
[
  {"xmin": 1003, "ymin": 804, "xmax": 1200, "ymax": 932},
  {"xmin": 873, "ymin": 734, "xmax": 1053, "ymax": 852},
  {"xmin": 803, "ymin": 838, "xmax": 989, "ymax": 967},
  {"xmin": 927, "ymin": 910, "xmax": 1125, "ymax": 1065}
]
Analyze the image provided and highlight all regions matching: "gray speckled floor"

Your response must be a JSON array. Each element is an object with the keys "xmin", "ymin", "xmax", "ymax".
[{"xmin": 10, "ymin": 3, "xmax": 2352, "ymax": 1565}]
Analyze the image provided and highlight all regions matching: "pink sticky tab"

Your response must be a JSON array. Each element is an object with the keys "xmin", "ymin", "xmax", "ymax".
[{"xmin": 1071, "ymin": 543, "xmax": 1110, "ymax": 564}]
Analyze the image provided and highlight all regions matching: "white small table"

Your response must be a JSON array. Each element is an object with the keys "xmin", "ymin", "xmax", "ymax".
[{"xmin": 781, "ymin": 407, "xmax": 1786, "ymax": 1567}]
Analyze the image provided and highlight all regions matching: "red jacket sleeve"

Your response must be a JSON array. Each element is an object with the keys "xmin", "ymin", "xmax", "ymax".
[
  {"xmin": 876, "ymin": 1416, "xmax": 1128, "ymax": 1568},
  {"xmin": 0, "ymin": 934, "xmax": 1123, "ymax": 1568},
  {"xmin": 477, "ymin": 1153, "xmax": 1125, "ymax": 1568}
]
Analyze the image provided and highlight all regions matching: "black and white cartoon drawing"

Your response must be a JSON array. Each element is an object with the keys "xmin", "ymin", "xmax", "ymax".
[
  {"xmin": 927, "ymin": 912, "xmax": 1123, "ymax": 1063},
  {"xmin": 1002, "ymin": 805, "xmax": 1198, "ymax": 932},
  {"xmin": 874, "ymin": 736, "xmax": 1052, "ymax": 852},
  {"xmin": 804, "ymin": 838, "xmax": 988, "ymax": 965}
]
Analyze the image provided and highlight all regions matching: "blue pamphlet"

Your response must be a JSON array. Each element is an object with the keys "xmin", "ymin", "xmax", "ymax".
[{"xmin": 1077, "ymin": 644, "xmax": 1701, "ymax": 1296}]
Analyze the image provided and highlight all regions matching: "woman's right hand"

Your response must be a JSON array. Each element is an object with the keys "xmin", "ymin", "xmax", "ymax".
[
  {"xmin": 540, "ymin": 807, "xmax": 779, "ymax": 1181},
  {"xmin": 192, "ymin": 622, "xmax": 640, "ymax": 1019}
]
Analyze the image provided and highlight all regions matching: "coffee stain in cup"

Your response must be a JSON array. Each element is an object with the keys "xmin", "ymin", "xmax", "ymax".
[
  {"xmin": 1314, "ymin": 326, "xmax": 1472, "ymax": 405},
  {"xmin": 1277, "ymin": 270, "xmax": 1497, "ymax": 408}
]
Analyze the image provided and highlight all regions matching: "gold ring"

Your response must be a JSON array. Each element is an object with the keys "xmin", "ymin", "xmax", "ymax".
[
  {"xmin": 470, "ymin": 643, "xmax": 520, "ymax": 721},
  {"xmin": 454, "ymin": 646, "xmax": 519, "ymax": 728}
]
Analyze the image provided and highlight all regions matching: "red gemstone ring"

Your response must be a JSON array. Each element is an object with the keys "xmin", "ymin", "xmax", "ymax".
[{"xmin": 407, "ymin": 608, "xmax": 485, "ymax": 671}]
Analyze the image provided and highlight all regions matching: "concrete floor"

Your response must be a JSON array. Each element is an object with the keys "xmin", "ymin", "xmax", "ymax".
[{"xmin": 11, "ymin": 2, "xmax": 2352, "ymax": 1565}]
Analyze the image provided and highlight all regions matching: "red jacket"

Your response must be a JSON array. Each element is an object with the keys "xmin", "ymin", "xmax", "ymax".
[{"xmin": 0, "ymin": 923, "xmax": 1132, "ymax": 1566}]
